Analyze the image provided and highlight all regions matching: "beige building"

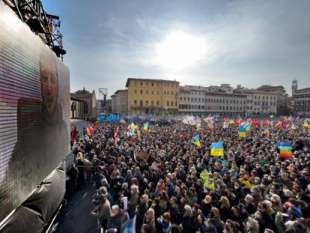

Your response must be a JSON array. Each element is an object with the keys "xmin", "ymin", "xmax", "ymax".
[
  {"xmin": 179, "ymin": 86, "xmax": 208, "ymax": 114},
  {"xmin": 70, "ymin": 97, "xmax": 86, "ymax": 119},
  {"xmin": 126, "ymin": 78, "xmax": 179, "ymax": 115},
  {"xmin": 205, "ymin": 92, "xmax": 246, "ymax": 115},
  {"xmin": 111, "ymin": 89, "xmax": 128, "ymax": 114},
  {"xmin": 257, "ymin": 85, "xmax": 289, "ymax": 115},
  {"xmin": 292, "ymin": 80, "xmax": 310, "ymax": 116},
  {"xmin": 178, "ymin": 85, "xmax": 246, "ymax": 115},
  {"xmin": 71, "ymin": 88, "xmax": 97, "ymax": 120},
  {"xmin": 235, "ymin": 89, "xmax": 278, "ymax": 115}
]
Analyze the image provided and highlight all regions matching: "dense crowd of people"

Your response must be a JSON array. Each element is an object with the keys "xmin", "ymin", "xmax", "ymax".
[{"xmin": 69, "ymin": 119, "xmax": 310, "ymax": 233}]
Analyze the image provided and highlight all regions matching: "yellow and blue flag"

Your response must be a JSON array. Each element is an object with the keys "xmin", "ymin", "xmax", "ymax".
[
  {"xmin": 211, "ymin": 141, "xmax": 224, "ymax": 158},
  {"xmin": 200, "ymin": 170, "xmax": 216, "ymax": 190},
  {"xmin": 191, "ymin": 134, "xmax": 202, "ymax": 148},
  {"xmin": 239, "ymin": 122, "xmax": 251, "ymax": 138},
  {"xmin": 143, "ymin": 122, "xmax": 150, "ymax": 132}
]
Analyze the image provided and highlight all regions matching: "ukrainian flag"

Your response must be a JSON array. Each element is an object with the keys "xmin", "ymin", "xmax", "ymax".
[
  {"xmin": 191, "ymin": 135, "xmax": 202, "ymax": 148},
  {"xmin": 211, "ymin": 142, "xmax": 224, "ymax": 158},
  {"xmin": 239, "ymin": 124, "xmax": 248, "ymax": 138},
  {"xmin": 200, "ymin": 170, "xmax": 216, "ymax": 190},
  {"xmin": 239, "ymin": 131, "xmax": 246, "ymax": 138},
  {"xmin": 143, "ymin": 122, "xmax": 149, "ymax": 132}
]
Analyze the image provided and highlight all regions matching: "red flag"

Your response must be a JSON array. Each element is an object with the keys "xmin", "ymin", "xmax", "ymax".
[
  {"xmin": 252, "ymin": 119, "xmax": 259, "ymax": 128},
  {"xmin": 87, "ymin": 126, "xmax": 94, "ymax": 136},
  {"xmin": 235, "ymin": 119, "xmax": 244, "ymax": 126},
  {"xmin": 275, "ymin": 121, "xmax": 283, "ymax": 129}
]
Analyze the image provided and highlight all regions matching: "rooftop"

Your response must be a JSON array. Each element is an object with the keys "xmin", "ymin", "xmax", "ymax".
[
  {"xmin": 114, "ymin": 89, "xmax": 128, "ymax": 95},
  {"xmin": 295, "ymin": 88, "xmax": 310, "ymax": 94},
  {"xmin": 74, "ymin": 88, "xmax": 91, "ymax": 95},
  {"xmin": 126, "ymin": 78, "xmax": 179, "ymax": 87}
]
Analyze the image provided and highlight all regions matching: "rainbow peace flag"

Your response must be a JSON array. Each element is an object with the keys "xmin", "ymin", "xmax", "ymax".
[
  {"xmin": 211, "ymin": 141, "xmax": 224, "ymax": 158},
  {"xmin": 277, "ymin": 142, "xmax": 293, "ymax": 159},
  {"xmin": 240, "ymin": 121, "xmax": 251, "ymax": 132}
]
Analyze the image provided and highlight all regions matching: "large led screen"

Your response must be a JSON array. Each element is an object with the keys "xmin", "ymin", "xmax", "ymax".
[{"xmin": 0, "ymin": 2, "xmax": 70, "ymax": 221}]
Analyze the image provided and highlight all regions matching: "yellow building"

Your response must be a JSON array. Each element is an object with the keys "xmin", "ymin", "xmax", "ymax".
[{"xmin": 126, "ymin": 78, "xmax": 179, "ymax": 115}]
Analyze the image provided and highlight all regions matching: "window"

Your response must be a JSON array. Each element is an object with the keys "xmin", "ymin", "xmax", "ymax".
[
  {"xmin": 140, "ymin": 90, "xmax": 143, "ymax": 94},
  {"xmin": 146, "ymin": 100, "xmax": 149, "ymax": 105},
  {"xmin": 140, "ymin": 82, "xmax": 143, "ymax": 86},
  {"xmin": 171, "ymin": 101, "xmax": 173, "ymax": 106},
  {"xmin": 151, "ymin": 82, "xmax": 154, "ymax": 86},
  {"xmin": 151, "ymin": 100, "xmax": 154, "ymax": 105},
  {"xmin": 134, "ymin": 100, "xmax": 137, "ymax": 105},
  {"xmin": 167, "ymin": 101, "xmax": 170, "ymax": 106},
  {"xmin": 157, "ymin": 101, "xmax": 160, "ymax": 105}
]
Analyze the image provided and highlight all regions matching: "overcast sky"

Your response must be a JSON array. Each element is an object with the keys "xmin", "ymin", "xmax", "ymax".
[{"xmin": 43, "ymin": 0, "xmax": 310, "ymax": 97}]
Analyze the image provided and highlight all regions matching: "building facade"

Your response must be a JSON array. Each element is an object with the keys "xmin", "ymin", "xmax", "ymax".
[
  {"xmin": 111, "ymin": 89, "xmax": 128, "ymax": 114},
  {"xmin": 256, "ymin": 85, "xmax": 289, "ymax": 115},
  {"xmin": 179, "ymin": 86, "xmax": 208, "ymax": 114},
  {"xmin": 178, "ymin": 85, "xmax": 246, "ymax": 115},
  {"xmin": 235, "ymin": 89, "xmax": 278, "ymax": 115},
  {"xmin": 205, "ymin": 92, "xmax": 246, "ymax": 115},
  {"xmin": 70, "ymin": 97, "xmax": 86, "ymax": 119},
  {"xmin": 71, "ymin": 88, "xmax": 97, "ymax": 120},
  {"xmin": 126, "ymin": 78, "xmax": 179, "ymax": 115},
  {"xmin": 292, "ymin": 80, "xmax": 310, "ymax": 116}
]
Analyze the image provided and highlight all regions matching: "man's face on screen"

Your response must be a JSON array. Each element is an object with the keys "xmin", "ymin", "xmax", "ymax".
[{"xmin": 40, "ymin": 59, "xmax": 58, "ymax": 115}]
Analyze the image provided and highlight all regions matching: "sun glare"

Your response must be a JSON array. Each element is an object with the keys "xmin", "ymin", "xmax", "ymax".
[{"xmin": 155, "ymin": 31, "xmax": 207, "ymax": 71}]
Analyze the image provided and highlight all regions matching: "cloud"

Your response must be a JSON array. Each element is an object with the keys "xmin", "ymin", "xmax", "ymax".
[{"xmin": 44, "ymin": 0, "xmax": 310, "ymax": 96}]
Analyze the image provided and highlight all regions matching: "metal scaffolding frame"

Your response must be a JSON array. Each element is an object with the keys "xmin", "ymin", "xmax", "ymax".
[{"xmin": 3, "ymin": 0, "xmax": 66, "ymax": 59}]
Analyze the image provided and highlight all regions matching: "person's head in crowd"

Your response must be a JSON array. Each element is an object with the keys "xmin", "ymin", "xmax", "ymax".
[
  {"xmin": 183, "ymin": 204, "xmax": 192, "ymax": 217},
  {"xmin": 83, "ymin": 120, "xmax": 310, "ymax": 233},
  {"xmin": 144, "ymin": 208, "xmax": 155, "ymax": 223},
  {"xmin": 246, "ymin": 217, "xmax": 259, "ymax": 233},
  {"xmin": 111, "ymin": 205, "xmax": 120, "ymax": 217},
  {"xmin": 210, "ymin": 207, "xmax": 221, "ymax": 219}
]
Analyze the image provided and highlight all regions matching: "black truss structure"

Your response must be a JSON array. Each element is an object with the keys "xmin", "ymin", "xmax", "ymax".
[{"xmin": 3, "ymin": 0, "xmax": 66, "ymax": 59}]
